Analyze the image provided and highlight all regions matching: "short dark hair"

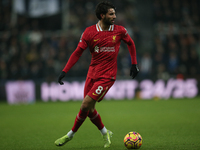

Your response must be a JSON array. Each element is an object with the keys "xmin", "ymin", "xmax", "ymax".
[{"xmin": 95, "ymin": 1, "xmax": 116, "ymax": 20}]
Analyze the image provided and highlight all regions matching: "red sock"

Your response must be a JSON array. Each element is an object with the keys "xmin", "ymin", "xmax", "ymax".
[
  {"xmin": 88, "ymin": 109, "xmax": 104, "ymax": 130},
  {"xmin": 71, "ymin": 109, "xmax": 89, "ymax": 132}
]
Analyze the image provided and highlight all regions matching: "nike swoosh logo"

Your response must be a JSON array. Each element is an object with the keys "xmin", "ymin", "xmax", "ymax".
[
  {"xmin": 94, "ymin": 39, "xmax": 99, "ymax": 42},
  {"xmin": 92, "ymin": 93, "xmax": 98, "ymax": 96}
]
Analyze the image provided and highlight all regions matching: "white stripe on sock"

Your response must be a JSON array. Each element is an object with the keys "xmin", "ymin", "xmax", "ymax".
[
  {"xmin": 100, "ymin": 127, "xmax": 107, "ymax": 135},
  {"xmin": 67, "ymin": 130, "xmax": 75, "ymax": 138}
]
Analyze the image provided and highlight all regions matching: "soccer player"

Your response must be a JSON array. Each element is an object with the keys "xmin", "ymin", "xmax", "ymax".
[{"xmin": 55, "ymin": 1, "xmax": 139, "ymax": 148}]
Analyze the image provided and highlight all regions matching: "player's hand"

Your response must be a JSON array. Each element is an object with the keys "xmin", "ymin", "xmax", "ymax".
[
  {"xmin": 130, "ymin": 64, "xmax": 139, "ymax": 79},
  {"xmin": 58, "ymin": 71, "xmax": 66, "ymax": 85}
]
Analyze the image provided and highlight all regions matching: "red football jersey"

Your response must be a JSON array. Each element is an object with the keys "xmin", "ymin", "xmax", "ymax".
[{"xmin": 78, "ymin": 22, "xmax": 137, "ymax": 80}]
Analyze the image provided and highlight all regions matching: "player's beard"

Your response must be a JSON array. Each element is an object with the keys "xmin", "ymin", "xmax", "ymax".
[{"xmin": 103, "ymin": 16, "xmax": 114, "ymax": 25}]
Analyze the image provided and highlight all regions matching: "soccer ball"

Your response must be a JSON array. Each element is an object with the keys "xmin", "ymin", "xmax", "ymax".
[{"xmin": 124, "ymin": 131, "xmax": 143, "ymax": 149}]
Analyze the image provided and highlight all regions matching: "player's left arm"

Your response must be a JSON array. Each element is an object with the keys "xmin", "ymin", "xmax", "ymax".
[{"xmin": 122, "ymin": 27, "xmax": 139, "ymax": 79}]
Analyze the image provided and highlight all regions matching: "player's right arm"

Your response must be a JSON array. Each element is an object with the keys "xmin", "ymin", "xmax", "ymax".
[
  {"xmin": 58, "ymin": 30, "xmax": 89, "ymax": 85},
  {"xmin": 58, "ymin": 46, "xmax": 84, "ymax": 85}
]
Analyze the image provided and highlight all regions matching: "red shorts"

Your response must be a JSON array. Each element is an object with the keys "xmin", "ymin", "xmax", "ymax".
[{"xmin": 84, "ymin": 77, "xmax": 115, "ymax": 102}]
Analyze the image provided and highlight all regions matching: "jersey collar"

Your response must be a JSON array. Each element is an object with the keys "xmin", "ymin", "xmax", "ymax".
[{"xmin": 96, "ymin": 22, "xmax": 114, "ymax": 32}]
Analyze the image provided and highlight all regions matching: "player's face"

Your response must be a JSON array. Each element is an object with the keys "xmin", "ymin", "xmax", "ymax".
[{"xmin": 103, "ymin": 8, "xmax": 116, "ymax": 25}]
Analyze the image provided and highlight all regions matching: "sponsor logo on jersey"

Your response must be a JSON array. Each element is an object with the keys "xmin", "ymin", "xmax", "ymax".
[
  {"xmin": 94, "ymin": 46, "xmax": 115, "ymax": 53},
  {"xmin": 94, "ymin": 46, "xmax": 99, "ymax": 53},
  {"xmin": 100, "ymin": 47, "xmax": 115, "ymax": 52}
]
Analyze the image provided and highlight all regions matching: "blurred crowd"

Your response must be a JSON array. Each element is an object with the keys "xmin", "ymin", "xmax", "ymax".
[
  {"xmin": 0, "ymin": 0, "xmax": 199, "ymax": 82},
  {"xmin": 151, "ymin": 0, "xmax": 200, "ymax": 80}
]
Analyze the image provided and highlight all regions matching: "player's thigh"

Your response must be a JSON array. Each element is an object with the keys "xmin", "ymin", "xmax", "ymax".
[
  {"xmin": 81, "ymin": 95, "xmax": 96, "ymax": 111},
  {"xmin": 84, "ymin": 77, "xmax": 94, "ymax": 98},
  {"xmin": 87, "ymin": 78, "xmax": 115, "ymax": 102}
]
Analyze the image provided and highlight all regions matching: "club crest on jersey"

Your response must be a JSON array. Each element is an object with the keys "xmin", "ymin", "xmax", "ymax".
[{"xmin": 112, "ymin": 35, "xmax": 116, "ymax": 43}]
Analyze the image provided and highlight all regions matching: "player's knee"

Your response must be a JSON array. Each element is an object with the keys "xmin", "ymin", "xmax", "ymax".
[
  {"xmin": 81, "ymin": 96, "xmax": 96, "ymax": 111},
  {"xmin": 81, "ymin": 103, "xmax": 90, "ymax": 111},
  {"xmin": 89, "ymin": 108, "xmax": 95, "ymax": 114}
]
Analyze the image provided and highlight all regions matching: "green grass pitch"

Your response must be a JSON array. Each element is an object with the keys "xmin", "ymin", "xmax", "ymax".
[{"xmin": 0, "ymin": 98, "xmax": 200, "ymax": 150}]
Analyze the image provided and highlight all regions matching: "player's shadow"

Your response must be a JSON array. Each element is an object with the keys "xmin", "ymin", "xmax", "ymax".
[{"xmin": 63, "ymin": 145, "xmax": 125, "ymax": 150}]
